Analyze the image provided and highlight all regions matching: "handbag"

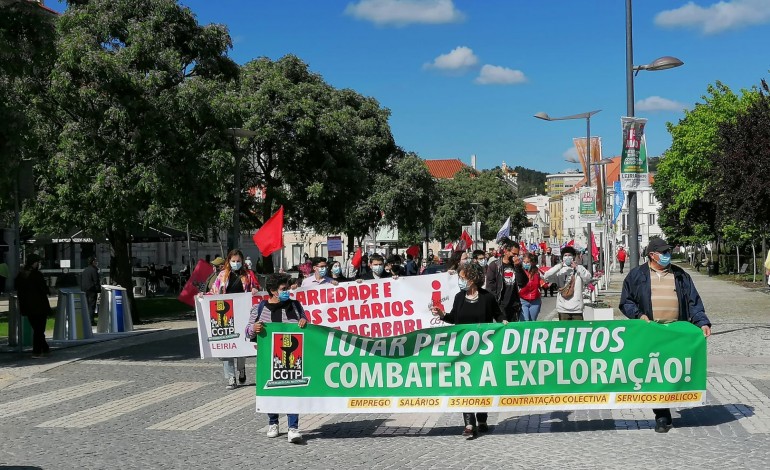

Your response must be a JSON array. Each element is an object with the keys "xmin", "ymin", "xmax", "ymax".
[{"xmin": 559, "ymin": 272, "xmax": 576, "ymax": 299}]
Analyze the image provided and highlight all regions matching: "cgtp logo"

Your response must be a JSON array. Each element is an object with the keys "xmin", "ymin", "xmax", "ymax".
[
  {"xmin": 266, "ymin": 333, "xmax": 310, "ymax": 388},
  {"xmin": 207, "ymin": 299, "xmax": 240, "ymax": 342}
]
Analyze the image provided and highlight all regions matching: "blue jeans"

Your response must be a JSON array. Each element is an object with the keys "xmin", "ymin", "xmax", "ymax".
[
  {"xmin": 221, "ymin": 357, "xmax": 245, "ymax": 380},
  {"xmin": 268, "ymin": 413, "xmax": 299, "ymax": 429},
  {"xmin": 520, "ymin": 298, "xmax": 542, "ymax": 321}
]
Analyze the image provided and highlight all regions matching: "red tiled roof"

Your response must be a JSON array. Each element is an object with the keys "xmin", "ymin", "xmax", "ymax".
[
  {"xmin": 525, "ymin": 203, "xmax": 539, "ymax": 213},
  {"xmin": 424, "ymin": 159, "xmax": 467, "ymax": 179}
]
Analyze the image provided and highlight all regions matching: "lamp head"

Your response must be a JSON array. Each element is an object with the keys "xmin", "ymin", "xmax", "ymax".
[{"xmin": 534, "ymin": 112, "xmax": 551, "ymax": 121}]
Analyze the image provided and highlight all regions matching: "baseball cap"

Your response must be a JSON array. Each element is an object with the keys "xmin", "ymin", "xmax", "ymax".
[
  {"xmin": 647, "ymin": 238, "xmax": 671, "ymax": 254},
  {"xmin": 211, "ymin": 256, "xmax": 225, "ymax": 267}
]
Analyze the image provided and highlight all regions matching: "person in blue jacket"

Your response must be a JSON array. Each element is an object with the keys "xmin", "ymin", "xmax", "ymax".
[{"xmin": 619, "ymin": 237, "xmax": 711, "ymax": 433}]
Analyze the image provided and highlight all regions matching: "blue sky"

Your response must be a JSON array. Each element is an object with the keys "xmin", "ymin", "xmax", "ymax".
[{"xmin": 47, "ymin": 0, "xmax": 770, "ymax": 174}]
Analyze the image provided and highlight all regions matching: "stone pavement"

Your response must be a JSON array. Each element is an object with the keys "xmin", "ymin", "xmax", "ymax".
[{"xmin": 1, "ymin": 265, "xmax": 769, "ymax": 469}]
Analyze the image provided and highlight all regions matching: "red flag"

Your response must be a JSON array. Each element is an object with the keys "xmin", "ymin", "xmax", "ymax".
[
  {"xmin": 252, "ymin": 206, "xmax": 284, "ymax": 257},
  {"xmin": 519, "ymin": 240, "xmax": 527, "ymax": 252},
  {"xmin": 458, "ymin": 230, "xmax": 473, "ymax": 251},
  {"xmin": 351, "ymin": 247, "xmax": 362, "ymax": 269},
  {"xmin": 566, "ymin": 239, "xmax": 575, "ymax": 247},
  {"xmin": 178, "ymin": 260, "xmax": 212, "ymax": 307},
  {"xmin": 406, "ymin": 245, "xmax": 420, "ymax": 257},
  {"xmin": 444, "ymin": 242, "xmax": 454, "ymax": 250}
]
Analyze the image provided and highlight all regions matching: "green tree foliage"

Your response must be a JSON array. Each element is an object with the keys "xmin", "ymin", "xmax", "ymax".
[
  {"xmin": 653, "ymin": 81, "xmax": 758, "ymax": 243},
  {"xmin": 513, "ymin": 165, "xmax": 547, "ymax": 197},
  {"xmin": 0, "ymin": 2, "xmax": 56, "ymax": 215},
  {"xmin": 432, "ymin": 168, "xmax": 526, "ymax": 243},
  {"xmin": 26, "ymin": 0, "xmax": 237, "ymax": 320},
  {"xmin": 710, "ymin": 79, "xmax": 770, "ymax": 235}
]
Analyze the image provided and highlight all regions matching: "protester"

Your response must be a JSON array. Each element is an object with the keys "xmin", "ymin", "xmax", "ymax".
[
  {"xmin": 617, "ymin": 246, "xmax": 628, "ymax": 274},
  {"xmin": 538, "ymin": 247, "xmax": 558, "ymax": 297},
  {"xmin": 245, "ymin": 273, "xmax": 308, "ymax": 443},
  {"xmin": 516, "ymin": 252, "xmax": 542, "ymax": 321},
  {"xmin": 484, "ymin": 237, "xmax": 523, "ymax": 322},
  {"xmin": 301, "ymin": 257, "xmax": 337, "ymax": 287},
  {"xmin": 79, "ymin": 256, "xmax": 101, "ymax": 325},
  {"xmin": 386, "ymin": 254, "xmax": 403, "ymax": 276},
  {"xmin": 209, "ymin": 248, "xmax": 261, "ymax": 390},
  {"xmin": 543, "ymin": 246, "xmax": 592, "ymax": 320},
  {"xmin": 14, "ymin": 254, "xmax": 51, "ymax": 358},
  {"xmin": 404, "ymin": 253, "xmax": 419, "ymax": 276},
  {"xmin": 472, "ymin": 249, "xmax": 487, "ymax": 268},
  {"xmin": 447, "ymin": 250, "xmax": 469, "ymax": 273},
  {"xmin": 298, "ymin": 253, "xmax": 312, "ymax": 282},
  {"xmin": 431, "ymin": 262, "xmax": 507, "ymax": 438},
  {"xmin": 359, "ymin": 253, "xmax": 391, "ymax": 280},
  {"xmin": 619, "ymin": 237, "xmax": 711, "ymax": 433},
  {"xmin": 421, "ymin": 255, "xmax": 446, "ymax": 275},
  {"xmin": 329, "ymin": 260, "xmax": 351, "ymax": 283},
  {"xmin": 204, "ymin": 256, "xmax": 225, "ymax": 293},
  {"xmin": 245, "ymin": 256, "xmax": 253, "ymax": 271}
]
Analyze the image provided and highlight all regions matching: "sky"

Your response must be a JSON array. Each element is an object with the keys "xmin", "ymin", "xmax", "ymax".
[{"xmin": 46, "ymin": 0, "xmax": 770, "ymax": 174}]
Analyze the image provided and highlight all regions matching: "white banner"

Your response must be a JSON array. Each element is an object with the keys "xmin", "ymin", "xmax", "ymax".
[{"xmin": 196, "ymin": 273, "xmax": 460, "ymax": 358}]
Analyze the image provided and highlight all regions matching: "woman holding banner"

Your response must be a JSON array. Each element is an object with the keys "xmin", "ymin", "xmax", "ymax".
[
  {"xmin": 430, "ymin": 262, "xmax": 507, "ymax": 438},
  {"xmin": 516, "ymin": 252, "xmax": 542, "ymax": 321},
  {"xmin": 209, "ymin": 248, "xmax": 261, "ymax": 390}
]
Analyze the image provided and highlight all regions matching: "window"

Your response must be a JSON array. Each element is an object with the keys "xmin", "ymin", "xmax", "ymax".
[
  {"xmin": 649, "ymin": 192, "xmax": 657, "ymax": 205},
  {"xmin": 648, "ymin": 214, "xmax": 656, "ymax": 226},
  {"xmin": 622, "ymin": 214, "xmax": 627, "ymax": 231}
]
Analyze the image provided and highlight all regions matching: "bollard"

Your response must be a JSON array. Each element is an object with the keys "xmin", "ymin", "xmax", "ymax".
[
  {"xmin": 97, "ymin": 285, "xmax": 134, "ymax": 333},
  {"xmin": 8, "ymin": 294, "xmax": 33, "ymax": 350},
  {"xmin": 54, "ymin": 288, "xmax": 93, "ymax": 340}
]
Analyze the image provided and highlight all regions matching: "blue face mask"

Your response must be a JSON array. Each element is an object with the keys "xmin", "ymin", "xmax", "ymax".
[
  {"xmin": 522, "ymin": 263, "xmax": 531, "ymax": 270},
  {"xmin": 372, "ymin": 265, "xmax": 384, "ymax": 276},
  {"xmin": 230, "ymin": 261, "xmax": 242, "ymax": 271},
  {"xmin": 458, "ymin": 278, "xmax": 469, "ymax": 291},
  {"xmin": 657, "ymin": 253, "xmax": 672, "ymax": 267},
  {"xmin": 278, "ymin": 291, "xmax": 290, "ymax": 301},
  {"xmin": 332, "ymin": 266, "xmax": 341, "ymax": 275},
  {"xmin": 318, "ymin": 267, "xmax": 327, "ymax": 277}
]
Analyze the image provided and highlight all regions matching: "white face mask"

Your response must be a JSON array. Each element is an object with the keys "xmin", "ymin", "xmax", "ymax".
[{"xmin": 230, "ymin": 261, "xmax": 242, "ymax": 271}]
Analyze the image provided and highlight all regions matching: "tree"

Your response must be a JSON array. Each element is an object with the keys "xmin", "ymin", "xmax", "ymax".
[
  {"xmin": 26, "ymin": 0, "xmax": 238, "ymax": 321},
  {"xmin": 233, "ymin": 56, "xmax": 396, "ymax": 256},
  {"xmin": 513, "ymin": 166, "xmax": 547, "ymax": 197},
  {"xmin": 432, "ymin": 168, "xmax": 526, "ymax": 243},
  {"xmin": 653, "ymin": 81, "xmax": 758, "ymax": 243}
]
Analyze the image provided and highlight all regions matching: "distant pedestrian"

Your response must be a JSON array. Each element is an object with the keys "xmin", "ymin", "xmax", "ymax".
[
  {"xmin": 617, "ymin": 246, "xmax": 627, "ymax": 274},
  {"xmin": 15, "ymin": 254, "xmax": 51, "ymax": 358},
  {"xmin": 209, "ymin": 248, "xmax": 261, "ymax": 390},
  {"xmin": 538, "ymin": 247, "xmax": 558, "ymax": 297},
  {"xmin": 246, "ymin": 273, "xmax": 308, "ymax": 444},
  {"xmin": 80, "ymin": 256, "xmax": 101, "ymax": 325},
  {"xmin": 619, "ymin": 237, "xmax": 711, "ymax": 433},
  {"xmin": 431, "ymin": 262, "xmax": 507, "ymax": 438},
  {"xmin": 516, "ymin": 252, "xmax": 542, "ymax": 321}
]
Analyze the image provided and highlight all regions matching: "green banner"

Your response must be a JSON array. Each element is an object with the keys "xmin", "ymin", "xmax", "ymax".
[{"xmin": 255, "ymin": 321, "xmax": 707, "ymax": 414}]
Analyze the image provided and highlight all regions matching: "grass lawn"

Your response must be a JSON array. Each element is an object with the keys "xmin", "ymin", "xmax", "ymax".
[{"xmin": 0, "ymin": 296, "xmax": 194, "ymax": 338}]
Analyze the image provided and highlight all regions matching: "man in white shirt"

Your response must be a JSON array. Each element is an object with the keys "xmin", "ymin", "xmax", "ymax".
[{"xmin": 301, "ymin": 257, "xmax": 337, "ymax": 287}]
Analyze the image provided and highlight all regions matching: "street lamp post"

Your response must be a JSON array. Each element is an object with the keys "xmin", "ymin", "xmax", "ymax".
[
  {"xmin": 626, "ymin": 0, "xmax": 684, "ymax": 268},
  {"xmin": 535, "ymin": 109, "xmax": 601, "ymax": 279},
  {"xmin": 227, "ymin": 128, "xmax": 258, "ymax": 251},
  {"xmin": 470, "ymin": 202, "xmax": 482, "ymax": 250},
  {"xmin": 596, "ymin": 157, "xmax": 614, "ymax": 287}
]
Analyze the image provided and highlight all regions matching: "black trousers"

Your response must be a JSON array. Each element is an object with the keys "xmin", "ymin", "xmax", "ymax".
[
  {"xmin": 463, "ymin": 412, "xmax": 488, "ymax": 427},
  {"xmin": 86, "ymin": 291, "xmax": 98, "ymax": 322},
  {"xmin": 28, "ymin": 314, "xmax": 49, "ymax": 355},
  {"xmin": 653, "ymin": 408, "xmax": 672, "ymax": 421},
  {"xmin": 619, "ymin": 261, "xmax": 625, "ymax": 273}
]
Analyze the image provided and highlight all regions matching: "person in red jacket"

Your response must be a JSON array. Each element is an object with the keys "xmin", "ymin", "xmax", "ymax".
[
  {"xmin": 516, "ymin": 252, "xmax": 542, "ymax": 321},
  {"xmin": 617, "ymin": 246, "xmax": 628, "ymax": 274}
]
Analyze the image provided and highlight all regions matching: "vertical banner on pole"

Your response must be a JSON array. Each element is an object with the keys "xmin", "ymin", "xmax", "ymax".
[
  {"xmin": 620, "ymin": 117, "xmax": 649, "ymax": 190},
  {"xmin": 579, "ymin": 187, "xmax": 599, "ymax": 223}
]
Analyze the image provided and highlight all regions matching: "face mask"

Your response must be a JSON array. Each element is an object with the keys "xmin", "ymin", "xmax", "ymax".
[
  {"xmin": 458, "ymin": 278, "xmax": 469, "ymax": 291},
  {"xmin": 562, "ymin": 256, "xmax": 573, "ymax": 266},
  {"xmin": 317, "ymin": 267, "xmax": 327, "ymax": 277},
  {"xmin": 372, "ymin": 265, "xmax": 384, "ymax": 276},
  {"xmin": 230, "ymin": 261, "xmax": 242, "ymax": 271},
  {"xmin": 477, "ymin": 259, "xmax": 487, "ymax": 267},
  {"xmin": 332, "ymin": 266, "xmax": 341, "ymax": 275},
  {"xmin": 523, "ymin": 263, "xmax": 531, "ymax": 270},
  {"xmin": 278, "ymin": 291, "xmax": 290, "ymax": 302},
  {"xmin": 657, "ymin": 253, "xmax": 672, "ymax": 267}
]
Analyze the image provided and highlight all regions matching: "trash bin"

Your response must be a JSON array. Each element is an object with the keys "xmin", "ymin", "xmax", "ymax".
[
  {"xmin": 53, "ymin": 288, "xmax": 93, "ymax": 340},
  {"xmin": 707, "ymin": 261, "xmax": 719, "ymax": 277},
  {"xmin": 7, "ymin": 294, "xmax": 33, "ymax": 349},
  {"xmin": 97, "ymin": 285, "xmax": 134, "ymax": 333}
]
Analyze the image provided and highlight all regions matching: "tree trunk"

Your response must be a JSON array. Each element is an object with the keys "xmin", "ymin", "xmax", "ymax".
[{"xmin": 107, "ymin": 228, "xmax": 138, "ymax": 323}]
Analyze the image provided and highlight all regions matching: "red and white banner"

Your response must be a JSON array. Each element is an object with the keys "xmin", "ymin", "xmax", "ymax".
[{"xmin": 195, "ymin": 273, "xmax": 460, "ymax": 358}]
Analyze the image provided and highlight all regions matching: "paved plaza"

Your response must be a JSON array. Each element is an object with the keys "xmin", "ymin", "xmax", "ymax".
[{"xmin": 1, "ymin": 267, "xmax": 769, "ymax": 469}]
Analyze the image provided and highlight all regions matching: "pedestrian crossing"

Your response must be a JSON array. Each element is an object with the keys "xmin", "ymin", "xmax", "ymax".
[{"xmin": 1, "ymin": 377, "xmax": 768, "ymax": 434}]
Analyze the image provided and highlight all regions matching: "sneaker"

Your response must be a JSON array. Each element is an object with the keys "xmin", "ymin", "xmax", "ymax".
[
  {"xmin": 266, "ymin": 424, "xmax": 279, "ymax": 438},
  {"xmin": 654, "ymin": 417, "xmax": 672, "ymax": 433},
  {"xmin": 226, "ymin": 377, "xmax": 237, "ymax": 390},
  {"xmin": 238, "ymin": 369, "xmax": 246, "ymax": 384},
  {"xmin": 287, "ymin": 428, "xmax": 302, "ymax": 443},
  {"xmin": 462, "ymin": 425, "xmax": 477, "ymax": 438}
]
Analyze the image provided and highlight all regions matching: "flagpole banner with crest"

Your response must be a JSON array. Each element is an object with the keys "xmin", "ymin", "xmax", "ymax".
[
  {"xmin": 620, "ymin": 117, "xmax": 650, "ymax": 190},
  {"xmin": 195, "ymin": 273, "xmax": 460, "ymax": 358},
  {"xmin": 254, "ymin": 321, "xmax": 707, "ymax": 414}
]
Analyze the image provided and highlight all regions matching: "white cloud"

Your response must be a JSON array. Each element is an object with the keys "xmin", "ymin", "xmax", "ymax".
[
  {"xmin": 635, "ymin": 96, "xmax": 689, "ymax": 112},
  {"xmin": 474, "ymin": 64, "xmax": 527, "ymax": 85},
  {"xmin": 563, "ymin": 147, "xmax": 580, "ymax": 163},
  {"xmin": 423, "ymin": 46, "xmax": 479, "ymax": 71},
  {"xmin": 655, "ymin": 0, "xmax": 770, "ymax": 34},
  {"xmin": 345, "ymin": 0, "xmax": 465, "ymax": 26}
]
